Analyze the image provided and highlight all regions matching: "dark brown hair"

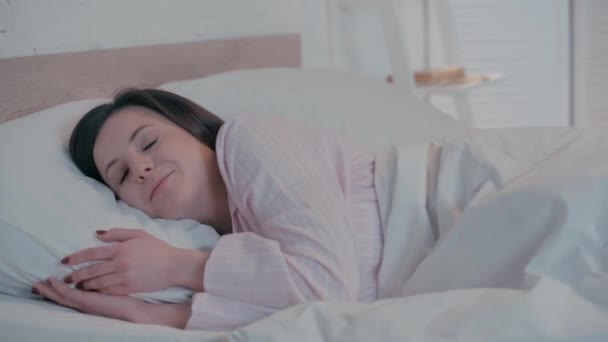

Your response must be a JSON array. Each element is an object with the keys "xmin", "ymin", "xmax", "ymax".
[{"xmin": 69, "ymin": 88, "xmax": 224, "ymax": 186}]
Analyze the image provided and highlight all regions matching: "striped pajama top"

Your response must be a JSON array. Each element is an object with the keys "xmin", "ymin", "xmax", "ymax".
[{"xmin": 186, "ymin": 115, "xmax": 383, "ymax": 331}]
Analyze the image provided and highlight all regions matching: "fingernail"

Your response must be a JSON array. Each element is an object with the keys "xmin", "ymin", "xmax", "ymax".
[
  {"xmin": 64, "ymin": 275, "xmax": 73, "ymax": 284},
  {"xmin": 31, "ymin": 287, "xmax": 39, "ymax": 295},
  {"xmin": 96, "ymin": 230, "xmax": 107, "ymax": 235},
  {"xmin": 61, "ymin": 257, "xmax": 69, "ymax": 264},
  {"xmin": 76, "ymin": 282, "xmax": 84, "ymax": 290}
]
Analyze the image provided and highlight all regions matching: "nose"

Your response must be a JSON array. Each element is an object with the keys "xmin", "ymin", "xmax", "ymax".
[{"xmin": 132, "ymin": 157, "xmax": 154, "ymax": 183}]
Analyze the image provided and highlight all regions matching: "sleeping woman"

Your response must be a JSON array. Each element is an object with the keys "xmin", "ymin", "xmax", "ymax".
[
  {"xmin": 32, "ymin": 88, "xmax": 439, "ymax": 330},
  {"xmin": 33, "ymin": 87, "xmax": 605, "ymax": 331}
]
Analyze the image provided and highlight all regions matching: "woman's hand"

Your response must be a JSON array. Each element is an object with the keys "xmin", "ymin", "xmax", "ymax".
[
  {"xmin": 32, "ymin": 278, "xmax": 191, "ymax": 328},
  {"xmin": 62, "ymin": 228, "xmax": 209, "ymax": 295},
  {"xmin": 33, "ymin": 277, "xmax": 140, "ymax": 322}
]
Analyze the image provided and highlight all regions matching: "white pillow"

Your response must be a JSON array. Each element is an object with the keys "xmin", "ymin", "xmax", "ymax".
[
  {"xmin": 0, "ymin": 99, "xmax": 220, "ymax": 303},
  {"xmin": 161, "ymin": 67, "xmax": 467, "ymax": 152},
  {"xmin": 0, "ymin": 67, "xmax": 465, "ymax": 304}
]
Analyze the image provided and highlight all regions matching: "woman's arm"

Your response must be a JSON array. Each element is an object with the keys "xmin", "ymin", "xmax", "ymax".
[
  {"xmin": 134, "ymin": 301, "xmax": 192, "ymax": 329},
  {"xmin": 33, "ymin": 277, "xmax": 191, "ymax": 329},
  {"xmin": 60, "ymin": 229, "xmax": 209, "ymax": 295},
  {"xmin": 171, "ymin": 247, "xmax": 208, "ymax": 292}
]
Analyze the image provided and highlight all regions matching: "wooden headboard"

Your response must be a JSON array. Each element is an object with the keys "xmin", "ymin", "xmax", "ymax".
[{"xmin": 0, "ymin": 34, "xmax": 301, "ymax": 124}]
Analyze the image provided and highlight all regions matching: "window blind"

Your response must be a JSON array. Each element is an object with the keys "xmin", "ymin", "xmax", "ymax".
[
  {"xmin": 429, "ymin": 0, "xmax": 571, "ymax": 128},
  {"xmin": 574, "ymin": 0, "xmax": 608, "ymax": 127}
]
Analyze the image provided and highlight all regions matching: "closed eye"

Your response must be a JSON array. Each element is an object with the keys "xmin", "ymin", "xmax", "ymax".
[
  {"xmin": 119, "ymin": 168, "xmax": 129, "ymax": 185},
  {"xmin": 143, "ymin": 139, "xmax": 157, "ymax": 151}
]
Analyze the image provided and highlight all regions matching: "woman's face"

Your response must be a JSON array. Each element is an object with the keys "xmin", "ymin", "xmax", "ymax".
[{"xmin": 93, "ymin": 106, "xmax": 225, "ymax": 223}]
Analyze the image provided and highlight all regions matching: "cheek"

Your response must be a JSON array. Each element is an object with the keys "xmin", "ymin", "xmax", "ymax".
[
  {"xmin": 195, "ymin": 155, "xmax": 217, "ymax": 188},
  {"xmin": 181, "ymin": 148, "xmax": 211, "ymax": 178},
  {"xmin": 175, "ymin": 151, "xmax": 215, "ymax": 202}
]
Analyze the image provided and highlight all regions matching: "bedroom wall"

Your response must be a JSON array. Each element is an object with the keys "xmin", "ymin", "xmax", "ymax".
[
  {"xmin": 0, "ymin": 0, "xmax": 331, "ymax": 67},
  {"xmin": 327, "ymin": 0, "xmax": 571, "ymax": 128},
  {"xmin": 0, "ymin": 0, "xmax": 494, "ymax": 91},
  {"xmin": 0, "ymin": 0, "xmax": 573, "ymax": 128}
]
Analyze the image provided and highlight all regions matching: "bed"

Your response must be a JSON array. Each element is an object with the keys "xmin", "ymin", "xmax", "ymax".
[{"xmin": 2, "ymin": 33, "xmax": 608, "ymax": 341}]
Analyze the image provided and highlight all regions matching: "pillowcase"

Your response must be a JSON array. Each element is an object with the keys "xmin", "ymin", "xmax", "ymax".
[
  {"xmin": 0, "ymin": 99, "xmax": 220, "ymax": 303},
  {"xmin": 0, "ymin": 67, "xmax": 465, "ymax": 304},
  {"xmin": 161, "ymin": 67, "xmax": 467, "ymax": 152}
]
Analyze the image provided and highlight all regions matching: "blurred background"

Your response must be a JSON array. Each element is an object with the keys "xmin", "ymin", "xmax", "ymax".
[{"xmin": 1, "ymin": 0, "xmax": 605, "ymax": 128}]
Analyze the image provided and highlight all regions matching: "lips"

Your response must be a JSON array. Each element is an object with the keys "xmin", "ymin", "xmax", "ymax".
[{"xmin": 150, "ymin": 171, "xmax": 173, "ymax": 201}]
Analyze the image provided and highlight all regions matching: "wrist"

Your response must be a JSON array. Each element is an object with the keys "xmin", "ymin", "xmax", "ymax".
[
  {"xmin": 171, "ymin": 248, "xmax": 208, "ymax": 291},
  {"xmin": 133, "ymin": 301, "xmax": 192, "ymax": 329}
]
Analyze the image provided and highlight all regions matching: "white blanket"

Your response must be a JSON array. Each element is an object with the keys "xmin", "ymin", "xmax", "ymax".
[
  {"xmin": 369, "ymin": 126, "xmax": 608, "ymax": 338},
  {"xmin": 3, "ymin": 127, "xmax": 608, "ymax": 341}
]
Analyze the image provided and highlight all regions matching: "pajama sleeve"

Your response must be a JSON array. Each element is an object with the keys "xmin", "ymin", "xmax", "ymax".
[{"xmin": 186, "ymin": 115, "xmax": 360, "ymax": 330}]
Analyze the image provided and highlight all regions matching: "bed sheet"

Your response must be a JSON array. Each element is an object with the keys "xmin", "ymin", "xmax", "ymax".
[
  {"xmin": 0, "ymin": 293, "xmax": 224, "ymax": 341},
  {"xmin": 3, "ymin": 283, "xmax": 608, "ymax": 342}
]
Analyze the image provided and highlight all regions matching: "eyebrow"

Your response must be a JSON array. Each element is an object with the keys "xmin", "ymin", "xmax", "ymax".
[{"xmin": 103, "ymin": 124, "xmax": 152, "ymax": 181}]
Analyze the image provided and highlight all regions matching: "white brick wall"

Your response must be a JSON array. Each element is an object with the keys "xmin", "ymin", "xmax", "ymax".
[
  {"xmin": 0, "ymin": 0, "xmax": 454, "ymax": 74},
  {"xmin": 0, "ymin": 0, "xmax": 331, "ymax": 67},
  {"xmin": 0, "ymin": 0, "xmax": 576, "ymax": 128}
]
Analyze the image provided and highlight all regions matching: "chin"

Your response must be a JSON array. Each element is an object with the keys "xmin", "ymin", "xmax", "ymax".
[{"xmin": 158, "ymin": 207, "xmax": 183, "ymax": 221}]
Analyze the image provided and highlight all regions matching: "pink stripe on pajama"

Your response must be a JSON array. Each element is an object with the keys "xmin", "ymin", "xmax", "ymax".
[{"xmin": 186, "ymin": 115, "xmax": 383, "ymax": 331}]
